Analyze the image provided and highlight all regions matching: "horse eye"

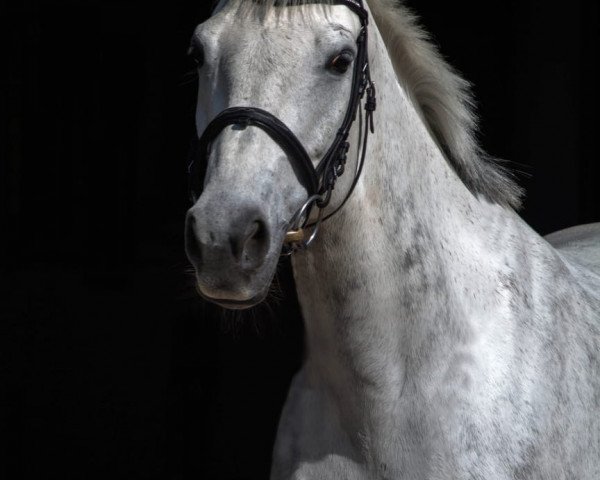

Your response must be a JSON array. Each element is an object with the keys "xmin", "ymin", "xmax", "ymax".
[
  {"xmin": 328, "ymin": 51, "xmax": 354, "ymax": 74},
  {"xmin": 187, "ymin": 43, "xmax": 205, "ymax": 68}
]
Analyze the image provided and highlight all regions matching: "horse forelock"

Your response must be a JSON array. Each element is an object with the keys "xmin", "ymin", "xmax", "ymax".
[{"xmin": 213, "ymin": 0, "xmax": 524, "ymax": 208}]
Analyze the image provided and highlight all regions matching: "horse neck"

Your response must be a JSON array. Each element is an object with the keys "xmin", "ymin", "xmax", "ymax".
[{"xmin": 290, "ymin": 23, "xmax": 547, "ymax": 410}]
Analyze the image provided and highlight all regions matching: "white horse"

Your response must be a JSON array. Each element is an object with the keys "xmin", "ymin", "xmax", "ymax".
[{"xmin": 185, "ymin": 1, "xmax": 600, "ymax": 478}]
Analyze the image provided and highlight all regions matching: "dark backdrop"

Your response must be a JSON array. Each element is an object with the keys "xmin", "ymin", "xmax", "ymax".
[{"xmin": 1, "ymin": 1, "xmax": 599, "ymax": 479}]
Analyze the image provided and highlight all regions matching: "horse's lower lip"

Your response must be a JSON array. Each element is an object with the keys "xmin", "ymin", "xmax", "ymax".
[{"xmin": 197, "ymin": 290, "xmax": 265, "ymax": 310}]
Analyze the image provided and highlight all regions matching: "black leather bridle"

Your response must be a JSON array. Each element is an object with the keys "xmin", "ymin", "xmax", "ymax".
[{"xmin": 188, "ymin": 0, "xmax": 376, "ymax": 253}]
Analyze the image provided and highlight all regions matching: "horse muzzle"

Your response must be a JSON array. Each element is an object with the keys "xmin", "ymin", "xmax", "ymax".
[{"xmin": 185, "ymin": 200, "xmax": 276, "ymax": 308}]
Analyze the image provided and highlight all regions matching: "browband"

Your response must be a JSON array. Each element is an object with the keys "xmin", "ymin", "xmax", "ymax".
[{"xmin": 268, "ymin": 0, "xmax": 368, "ymax": 22}]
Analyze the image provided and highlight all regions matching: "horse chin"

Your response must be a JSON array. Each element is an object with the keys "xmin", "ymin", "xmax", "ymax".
[
  {"xmin": 193, "ymin": 253, "xmax": 279, "ymax": 310},
  {"xmin": 196, "ymin": 286, "xmax": 269, "ymax": 310}
]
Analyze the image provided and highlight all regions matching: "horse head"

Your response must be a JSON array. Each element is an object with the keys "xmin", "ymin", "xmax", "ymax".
[{"xmin": 185, "ymin": 1, "xmax": 369, "ymax": 309}]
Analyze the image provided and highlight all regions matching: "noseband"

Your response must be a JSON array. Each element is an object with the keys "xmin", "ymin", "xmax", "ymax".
[{"xmin": 188, "ymin": 0, "xmax": 376, "ymax": 254}]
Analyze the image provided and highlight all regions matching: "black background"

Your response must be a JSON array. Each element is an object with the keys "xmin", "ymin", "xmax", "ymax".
[{"xmin": 1, "ymin": 1, "xmax": 599, "ymax": 479}]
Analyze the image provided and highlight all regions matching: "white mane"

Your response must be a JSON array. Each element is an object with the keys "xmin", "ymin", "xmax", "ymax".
[
  {"xmin": 366, "ymin": 0, "xmax": 522, "ymax": 208},
  {"xmin": 220, "ymin": 0, "xmax": 524, "ymax": 208}
]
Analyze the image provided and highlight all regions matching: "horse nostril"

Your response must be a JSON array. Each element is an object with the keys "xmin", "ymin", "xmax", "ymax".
[
  {"xmin": 185, "ymin": 213, "xmax": 203, "ymax": 267},
  {"xmin": 187, "ymin": 205, "xmax": 271, "ymax": 272},
  {"xmin": 249, "ymin": 220, "xmax": 266, "ymax": 242},
  {"xmin": 231, "ymin": 218, "xmax": 270, "ymax": 269}
]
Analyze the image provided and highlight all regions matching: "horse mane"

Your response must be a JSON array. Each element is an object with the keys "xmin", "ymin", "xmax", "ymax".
[
  {"xmin": 367, "ymin": 0, "xmax": 523, "ymax": 209},
  {"xmin": 222, "ymin": 0, "xmax": 524, "ymax": 208}
]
